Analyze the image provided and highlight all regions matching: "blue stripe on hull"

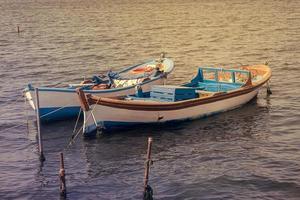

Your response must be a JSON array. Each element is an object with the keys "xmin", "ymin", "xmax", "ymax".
[
  {"xmin": 39, "ymin": 106, "xmax": 81, "ymax": 122},
  {"xmin": 83, "ymin": 111, "xmax": 224, "ymax": 137},
  {"xmin": 83, "ymin": 121, "xmax": 149, "ymax": 137}
]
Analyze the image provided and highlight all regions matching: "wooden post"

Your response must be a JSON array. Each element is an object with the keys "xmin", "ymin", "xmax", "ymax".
[
  {"xmin": 59, "ymin": 152, "xmax": 67, "ymax": 197},
  {"xmin": 35, "ymin": 88, "xmax": 45, "ymax": 162},
  {"xmin": 17, "ymin": 26, "xmax": 20, "ymax": 34},
  {"xmin": 267, "ymin": 81, "xmax": 272, "ymax": 95},
  {"xmin": 76, "ymin": 88, "xmax": 90, "ymax": 111},
  {"xmin": 24, "ymin": 96, "xmax": 29, "ymax": 135},
  {"xmin": 144, "ymin": 137, "xmax": 153, "ymax": 192},
  {"xmin": 264, "ymin": 61, "xmax": 272, "ymax": 95}
]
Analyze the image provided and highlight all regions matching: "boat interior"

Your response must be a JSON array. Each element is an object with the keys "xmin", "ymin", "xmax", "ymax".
[
  {"xmin": 68, "ymin": 62, "xmax": 165, "ymax": 90},
  {"xmin": 126, "ymin": 67, "xmax": 252, "ymax": 102}
]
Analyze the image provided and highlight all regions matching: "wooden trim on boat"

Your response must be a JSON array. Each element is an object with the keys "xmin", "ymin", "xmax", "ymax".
[
  {"xmin": 87, "ymin": 65, "xmax": 271, "ymax": 111},
  {"xmin": 87, "ymin": 81, "xmax": 265, "ymax": 111},
  {"xmin": 76, "ymin": 88, "xmax": 90, "ymax": 111}
]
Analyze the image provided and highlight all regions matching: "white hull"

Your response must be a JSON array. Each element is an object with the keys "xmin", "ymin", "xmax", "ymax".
[
  {"xmin": 25, "ymin": 78, "xmax": 164, "ymax": 121},
  {"xmin": 24, "ymin": 57, "xmax": 174, "ymax": 121},
  {"xmin": 83, "ymin": 88, "xmax": 260, "ymax": 134}
]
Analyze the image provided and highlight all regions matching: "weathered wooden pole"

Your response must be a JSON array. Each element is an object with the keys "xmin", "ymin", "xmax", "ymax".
[
  {"xmin": 264, "ymin": 61, "xmax": 272, "ymax": 95},
  {"xmin": 143, "ymin": 137, "xmax": 153, "ymax": 200},
  {"xmin": 17, "ymin": 26, "xmax": 20, "ymax": 34},
  {"xmin": 59, "ymin": 152, "xmax": 67, "ymax": 197},
  {"xmin": 24, "ymin": 96, "xmax": 29, "ymax": 135},
  {"xmin": 267, "ymin": 81, "xmax": 272, "ymax": 95},
  {"xmin": 35, "ymin": 88, "xmax": 45, "ymax": 162}
]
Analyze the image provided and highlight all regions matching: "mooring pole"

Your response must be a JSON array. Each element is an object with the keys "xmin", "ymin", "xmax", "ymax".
[
  {"xmin": 24, "ymin": 96, "xmax": 29, "ymax": 135},
  {"xmin": 264, "ymin": 61, "xmax": 272, "ymax": 95},
  {"xmin": 143, "ymin": 137, "xmax": 153, "ymax": 200},
  {"xmin": 267, "ymin": 81, "xmax": 272, "ymax": 95},
  {"xmin": 35, "ymin": 88, "xmax": 45, "ymax": 162},
  {"xmin": 17, "ymin": 26, "xmax": 20, "ymax": 34},
  {"xmin": 59, "ymin": 152, "xmax": 67, "ymax": 197}
]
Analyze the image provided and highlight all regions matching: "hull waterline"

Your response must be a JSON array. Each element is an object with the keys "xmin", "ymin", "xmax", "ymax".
[
  {"xmin": 24, "ymin": 57, "xmax": 174, "ymax": 122},
  {"xmin": 83, "ymin": 88, "xmax": 260, "ymax": 136},
  {"xmin": 24, "ymin": 78, "xmax": 164, "ymax": 122},
  {"xmin": 80, "ymin": 64, "xmax": 271, "ymax": 136}
]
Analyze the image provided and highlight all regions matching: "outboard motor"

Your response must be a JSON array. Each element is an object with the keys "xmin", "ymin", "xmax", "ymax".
[{"xmin": 135, "ymin": 84, "xmax": 143, "ymax": 97}]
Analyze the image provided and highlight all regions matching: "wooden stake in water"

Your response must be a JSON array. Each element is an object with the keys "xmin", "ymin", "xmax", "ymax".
[
  {"xmin": 59, "ymin": 152, "xmax": 67, "ymax": 197},
  {"xmin": 35, "ymin": 88, "xmax": 45, "ymax": 162},
  {"xmin": 17, "ymin": 26, "xmax": 20, "ymax": 34},
  {"xmin": 143, "ymin": 137, "xmax": 154, "ymax": 200},
  {"xmin": 267, "ymin": 81, "xmax": 272, "ymax": 95},
  {"xmin": 264, "ymin": 61, "xmax": 272, "ymax": 95}
]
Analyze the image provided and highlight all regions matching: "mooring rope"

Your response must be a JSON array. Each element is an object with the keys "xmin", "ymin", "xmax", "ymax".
[
  {"xmin": 67, "ymin": 97, "xmax": 101, "ymax": 148},
  {"xmin": 0, "ymin": 94, "xmax": 29, "ymax": 133},
  {"xmin": 0, "ymin": 123, "xmax": 26, "ymax": 133},
  {"xmin": 67, "ymin": 125, "xmax": 84, "ymax": 148},
  {"xmin": 72, "ymin": 107, "xmax": 82, "ymax": 134},
  {"xmin": 39, "ymin": 103, "xmax": 74, "ymax": 119},
  {"xmin": 0, "ymin": 94, "xmax": 24, "ymax": 107}
]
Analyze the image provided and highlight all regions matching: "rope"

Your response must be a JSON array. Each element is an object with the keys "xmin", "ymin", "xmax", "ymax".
[
  {"xmin": 0, "ymin": 94, "xmax": 24, "ymax": 107},
  {"xmin": 66, "ymin": 97, "xmax": 101, "ymax": 148},
  {"xmin": 0, "ymin": 94, "xmax": 29, "ymax": 134},
  {"xmin": 0, "ymin": 123, "xmax": 25, "ymax": 133},
  {"xmin": 39, "ymin": 103, "xmax": 74, "ymax": 119},
  {"xmin": 67, "ymin": 126, "xmax": 84, "ymax": 148},
  {"xmin": 72, "ymin": 107, "xmax": 82, "ymax": 134}
]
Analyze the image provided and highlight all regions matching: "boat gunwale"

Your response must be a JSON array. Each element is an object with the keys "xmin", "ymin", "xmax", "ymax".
[
  {"xmin": 25, "ymin": 75, "xmax": 163, "ymax": 94},
  {"xmin": 87, "ymin": 65, "xmax": 271, "ymax": 111},
  {"xmin": 24, "ymin": 58, "xmax": 174, "ymax": 94}
]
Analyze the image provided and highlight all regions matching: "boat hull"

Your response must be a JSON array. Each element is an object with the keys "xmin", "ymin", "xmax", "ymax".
[
  {"xmin": 25, "ymin": 77, "xmax": 164, "ymax": 122},
  {"xmin": 83, "ymin": 87, "xmax": 260, "ymax": 135}
]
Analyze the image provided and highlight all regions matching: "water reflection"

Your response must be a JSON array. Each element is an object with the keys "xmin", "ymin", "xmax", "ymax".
[{"xmin": 81, "ymin": 96, "xmax": 271, "ymax": 178}]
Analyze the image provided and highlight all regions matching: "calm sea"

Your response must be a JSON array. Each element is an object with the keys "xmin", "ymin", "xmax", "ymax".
[{"xmin": 0, "ymin": 0, "xmax": 299, "ymax": 199}]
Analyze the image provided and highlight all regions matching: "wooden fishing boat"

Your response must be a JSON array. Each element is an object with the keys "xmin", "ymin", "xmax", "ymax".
[
  {"xmin": 24, "ymin": 56, "xmax": 174, "ymax": 122},
  {"xmin": 77, "ymin": 64, "xmax": 271, "ymax": 136}
]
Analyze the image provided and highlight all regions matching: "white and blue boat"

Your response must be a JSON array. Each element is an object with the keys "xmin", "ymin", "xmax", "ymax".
[
  {"xmin": 24, "ymin": 57, "xmax": 174, "ymax": 122},
  {"xmin": 77, "ymin": 64, "xmax": 271, "ymax": 136}
]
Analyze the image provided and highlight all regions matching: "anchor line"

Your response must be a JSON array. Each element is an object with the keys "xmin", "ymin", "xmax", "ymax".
[
  {"xmin": 0, "ymin": 94, "xmax": 30, "ymax": 133},
  {"xmin": 39, "ymin": 103, "xmax": 75, "ymax": 119},
  {"xmin": 66, "ymin": 97, "xmax": 101, "ymax": 149},
  {"xmin": 72, "ymin": 107, "xmax": 82, "ymax": 134},
  {"xmin": 0, "ymin": 123, "xmax": 26, "ymax": 133},
  {"xmin": 0, "ymin": 93, "xmax": 24, "ymax": 107}
]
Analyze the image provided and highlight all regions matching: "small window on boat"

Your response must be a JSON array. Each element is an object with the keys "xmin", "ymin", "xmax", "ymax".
[
  {"xmin": 218, "ymin": 71, "xmax": 233, "ymax": 83},
  {"xmin": 203, "ymin": 70, "xmax": 216, "ymax": 81},
  {"xmin": 234, "ymin": 72, "xmax": 248, "ymax": 84}
]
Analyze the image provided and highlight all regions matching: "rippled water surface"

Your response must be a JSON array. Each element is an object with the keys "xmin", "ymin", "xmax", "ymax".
[{"xmin": 0, "ymin": 0, "xmax": 300, "ymax": 199}]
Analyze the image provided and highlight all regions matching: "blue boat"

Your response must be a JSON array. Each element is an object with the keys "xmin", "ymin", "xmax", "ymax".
[{"xmin": 24, "ymin": 56, "xmax": 174, "ymax": 122}]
